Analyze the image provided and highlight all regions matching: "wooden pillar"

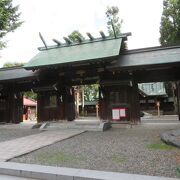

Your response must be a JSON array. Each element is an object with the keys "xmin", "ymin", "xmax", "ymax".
[
  {"xmin": 17, "ymin": 92, "xmax": 23, "ymax": 123},
  {"xmin": 63, "ymin": 86, "xmax": 75, "ymax": 121},
  {"xmin": 176, "ymin": 81, "xmax": 180, "ymax": 121},
  {"xmin": 37, "ymin": 92, "xmax": 41, "ymax": 122},
  {"xmin": 74, "ymin": 86, "xmax": 80, "ymax": 118},
  {"xmin": 0, "ymin": 94, "xmax": 10, "ymax": 123},
  {"xmin": 6, "ymin": 93, "xmax": 11, "ymax": 123},
  {"xmin": 131, "ymin": 81, "xmax": 140, "ymax": 123},
  {"xmin": 98, "ymin": 86, "xmax": 108, "ymax": 120},
  {"xmin": 7, "ymin": 92, "xmax": 23, "ymax": 124},
  {"xmin": 98, "ymin": 86, "xmax": 103, "ymax": 120},
  {"xmin": 81, "ymin": 85, "xmax": 85, "ymax": 115}
]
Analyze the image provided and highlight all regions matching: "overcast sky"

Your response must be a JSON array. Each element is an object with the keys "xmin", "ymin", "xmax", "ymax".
[{"xmin": 0, "ymin": 0, "xmax": 163, "ymax": 67}]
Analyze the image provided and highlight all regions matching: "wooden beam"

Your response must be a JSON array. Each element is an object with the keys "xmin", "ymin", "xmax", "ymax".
[
  {"xmin": 63, "ymin": 37, "xmax": 72, "ymax": 44},
  {"xmin": 76, "ymin": 35, "xmax": 83, "ymax": 43},
  {"xmin": 100, "ymin": 31, "xmax": 106, "ymax": 39},
  {"xmin": 52, "ymin": 39, "xmax": 61, "ymax": 46},
  {"xmin": 86, "ymin": 32, "xmax": 94, "ymax": 41},
  {"xmin": 39, "ymin": 32, "xmax": 48, "ymax": 49}
]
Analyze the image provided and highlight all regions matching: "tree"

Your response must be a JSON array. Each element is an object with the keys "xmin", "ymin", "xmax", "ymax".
[
  {"xmin": 24, "ymin": 91, "xmax": 37, "ymax": 101},
  {"xmin": 106, "ymin": 6, "xmax": 123, "ymax": 37},
  {"xmin": 160, "ymin": 0, "xmax": 180, "ymax": 114},
  {"xmin": 68, "ymin": 30, "xmax": 85, "ymax": 42},
  {"xmin": 84, "ymin": 84, "xmax": 99, "ymax": 102},
  {"xmin": 106, "ymin": 6, "xmax": 127, "ymax": 50},
  {"xmin": 160, "ymin": 0, "xmax": 180, "ymax": 46},
  {"xmin": 3, "ymin": 62, "xmax": 24, "ymax": 67},
  {"xmin": 0, "ymin": 0, "xmax": 22, "ymax": 49}
]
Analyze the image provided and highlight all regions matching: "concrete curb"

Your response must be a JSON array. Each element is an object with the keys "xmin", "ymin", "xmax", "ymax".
[{"xmin": 0, "ymin": 162, "xmax": 179, "ymax": 180}]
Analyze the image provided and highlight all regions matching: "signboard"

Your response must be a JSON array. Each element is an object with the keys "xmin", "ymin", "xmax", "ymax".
[
  {"xmin": 112, "ymin": 108, "xmax": 126, "ymax": 120},
  {"xmin": 112, "ymin": 109, "xmax": 120, "ymax": 120},
  {"xmin": 120, "ymin": 108, "xmax": 126, "ymax": 117}
]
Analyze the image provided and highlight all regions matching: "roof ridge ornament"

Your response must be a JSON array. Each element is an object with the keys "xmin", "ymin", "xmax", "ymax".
[
  {"xmin": 86, "ymin": 32, "xmax": 94, "ymax": 41},
  {"xmin": 53, "ymin": 39, "xmax": 61, "ymax": 46},
  {"xmin": 63, "ymin": 37, "xmax": 72, "ymax": 45},
  {"xmin": 37, "ymin": 32, "xmax": 132, "ymax": 51},
  {"xmin": 39, "ymin": 32, "xmax": 48, "ymax": 49},
  {"xmin": 99, "ymin": 31, "xmax": 106, "ymax": 39},
  {"xmin": 76, "ymin": 35, "xmax": 83, "ymax": 43}
]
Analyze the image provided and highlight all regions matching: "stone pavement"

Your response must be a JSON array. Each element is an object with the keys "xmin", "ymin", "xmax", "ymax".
[{"xmin": 0, "ymin": 130, "xmax": 85, "ymax": 162}]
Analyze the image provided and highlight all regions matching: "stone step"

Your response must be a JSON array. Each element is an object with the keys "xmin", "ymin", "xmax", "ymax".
[
  {"xmin": 40, "ymin": 121, "xmax": 111, "ymax": 132},
  {"xmin": 141, "ymin": 120, "xmax": 179, "ymax": 123},
  {"xmin": 75, "ymin": 119, "xmax": 100, "ymax": 125}
]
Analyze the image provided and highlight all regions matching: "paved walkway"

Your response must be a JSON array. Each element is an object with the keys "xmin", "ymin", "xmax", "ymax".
[{"xmin": 0, "ymin": 130, "xmax": 85, "ymax": 162}]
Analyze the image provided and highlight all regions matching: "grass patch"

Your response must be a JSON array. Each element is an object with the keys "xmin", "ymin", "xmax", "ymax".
[
  {"xmin": 112, "ymin": 155, "xmax": 126, "ymax": 164},
  {"xmin": 147, "ymin": 143, "xmax": 175, "ymax": 150},
  {"xmin": 36, "ymin": 151, "xmax": 86, "ymax": 165},
  {"xmin": 176, "ymin": 166, "xmax": 180, "ymax": 178}
]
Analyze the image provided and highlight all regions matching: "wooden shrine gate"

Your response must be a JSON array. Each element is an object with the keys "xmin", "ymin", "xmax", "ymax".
[{"xmin": 0, "ymin": 33, "xmax": 180, "ymax": 123}]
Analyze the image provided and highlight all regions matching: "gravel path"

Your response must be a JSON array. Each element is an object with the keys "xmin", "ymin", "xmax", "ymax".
[
  {"xmin": 0, "ymin": 124, "xmax": 40, "ymax": 142},
  {"xmin": 11, "ymin": 123, "xmax": 180, "ymax": 178}
]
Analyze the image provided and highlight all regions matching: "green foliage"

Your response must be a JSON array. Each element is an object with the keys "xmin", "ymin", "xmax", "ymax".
[
  {"xmin": 106, "ymin": 6, "xmax": 123, "ymax": 37},
  {"xmin": 0, "ymin": 0, "xmax": 23, "ymax": 49},
  {"xmin": 160, "ymin": 0, "xmax": 180, "ymax": 46},
  {"xmin": 84, "ymin": 84, "xmax": 99, "ymax": 102},
  {"xmin": 176, "ymin": 166, "xmax": 180, "ymax": 177},
  {"xmin": 68, "ymin": 30, "xmax": 85, "ymax": 42},
  {"xmin": 36, "ymin": 151, "xmax": 86, "ymax": 165},
  {"xmin": 24, "ymin": 91, "xmax": 37, "ymax": 101},
  {"xmin": 111, "ymin": 155, "xmax": 126, "ymax": 164},
  {"xmin": 3, "ymin": 61, "xmax": 25, "ymax": 67},
  {"xmin": 147, "ymin": 143, "xmax": 175, "ymax": 150},
  {"xmin": 164, "ymin": 81, "xmax": 178, "ymax": 113}
]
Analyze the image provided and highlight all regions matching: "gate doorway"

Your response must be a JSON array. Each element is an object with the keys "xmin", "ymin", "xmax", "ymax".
[
  {"xmin": 139, "ymin": 81, "xmax": 180, "ymax": 123},
  {"xmin": 74, "ymin": 84, "xmax": 99, "ymax": 119}
]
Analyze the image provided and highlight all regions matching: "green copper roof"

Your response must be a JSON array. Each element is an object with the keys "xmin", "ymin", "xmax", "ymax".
[{"xmin": 24, "ymin": 38, "xmax": 122, "ymax": 70}]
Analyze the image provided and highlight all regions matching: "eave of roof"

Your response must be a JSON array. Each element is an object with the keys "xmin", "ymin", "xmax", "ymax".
[
  {"xmin": 0, "ymin": 67, "xmax": 39, "ymax": 82},
  {"xmin": 108, "ymin": 45, "xmax": 180, "ymax": 70},
  {"xmin": 23, "ymin": 97, "xmax": 37, "ymax": 106}
]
